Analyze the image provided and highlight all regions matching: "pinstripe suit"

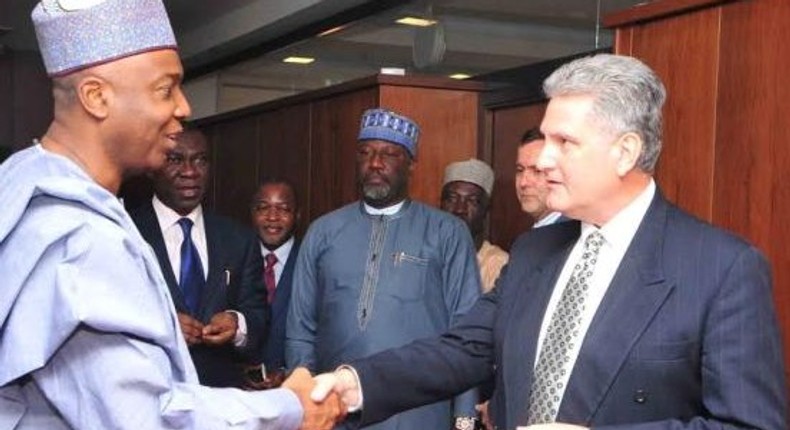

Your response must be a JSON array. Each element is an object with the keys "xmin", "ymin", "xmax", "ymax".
[{"xmin": 350, "ymin": 190, "xmax": 787, "ymax": 430}]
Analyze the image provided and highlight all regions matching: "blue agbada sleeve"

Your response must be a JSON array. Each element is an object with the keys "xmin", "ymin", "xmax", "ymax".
[{"xmin": 0, "ymin": 161, "xmax": 304, "ymax": 429}]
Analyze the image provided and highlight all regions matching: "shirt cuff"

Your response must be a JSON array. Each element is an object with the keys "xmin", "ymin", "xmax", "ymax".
[
  {"xmin": 337, "ymin": 365, "xmax": 363, "ymax": 413},
  {"xmin": 228, "ymin": 310, "xmax": 247, "ymax": 347}
]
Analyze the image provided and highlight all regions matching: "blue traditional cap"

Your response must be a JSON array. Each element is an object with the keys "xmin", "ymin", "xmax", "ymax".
[
  {"xmin": 358, "ymin": 108, "xmax": 420, "ymax": 158},
  {"xmin": 32, "ymin": 0, "xmax": 177, "ymax": 77}
]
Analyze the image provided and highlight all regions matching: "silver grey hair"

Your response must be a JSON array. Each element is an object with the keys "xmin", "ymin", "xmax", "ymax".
[{"xmin": 543, "ymin": 54, "xmax": 666, "ymax": 173}]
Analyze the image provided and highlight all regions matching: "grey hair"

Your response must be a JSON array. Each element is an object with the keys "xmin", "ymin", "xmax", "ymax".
[{"xmin": 543, "ymin": 54, "xmax": 666, "ymax": 173}]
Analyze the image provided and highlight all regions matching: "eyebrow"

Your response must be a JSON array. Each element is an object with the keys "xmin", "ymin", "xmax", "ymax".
[{"xmin": 154, "ymin": 73, "xmax": 182, "ymax": 86}]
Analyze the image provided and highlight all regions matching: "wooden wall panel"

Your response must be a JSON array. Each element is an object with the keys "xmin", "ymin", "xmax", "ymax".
[
  {"xmin": 713, "ymin": 0, "xmax": 790, "ymax": 385},
  {"xmin": 379, "ymin": 85, "xmax": 478, "ymax": 207},
  {"xmin": 257, "ymin": 103, "xmax": 311, "ymax": 235},
  {"xmin": 608, "ymin": 0, "xmax": 790, "ymax": 398},
  {"xmin": 488, "ymin": 102, "xmax": 547, "ymax": 249},
  {"xmin": 191, "ymin": 76, "xmax": 480, "ymax": 231},
  {"xmin": 309, "ymin": 88, "xmax": 377, "ymax": 221},
  {"xmin": 211, "ymin": 116, "xmax": 259, "ymax": 221},
  {"xmin": 617, "ymin": 8, "xmax": 720, "ymax": 221}
]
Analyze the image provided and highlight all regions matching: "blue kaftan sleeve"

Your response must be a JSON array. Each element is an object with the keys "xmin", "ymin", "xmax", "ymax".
[{"xmin": 285, "ymin": 221, "xmax": 321, "ymax": 372}]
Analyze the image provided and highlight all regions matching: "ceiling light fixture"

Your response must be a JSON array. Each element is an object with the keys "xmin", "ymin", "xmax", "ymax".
[
  {"xmin": 318, "ymin": 25, "xmax": 345, "ymax": 37},
  {"xmin": 396, "ymin": 17, "xmax": 437, "ymax": 27},
  {"xmin": 283, "ymin": 56, "xmax": 315, "ymax": 64},
  {"xmin": 449, "ymin": 73, "xmax": 471, "ymax": 80}
]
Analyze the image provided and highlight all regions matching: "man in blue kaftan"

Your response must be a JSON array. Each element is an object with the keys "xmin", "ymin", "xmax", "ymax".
[
  {"xmin": 0, "ymin": 1, "xmax": 343, "ymax": 429},
  {"xmin": 287, "ymin": 108, "xmax": 482, "ymax": 430}
]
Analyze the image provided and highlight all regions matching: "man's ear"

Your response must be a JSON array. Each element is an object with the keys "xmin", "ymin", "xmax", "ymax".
[
  {"xmin": 614, "ymin": 132, "xmax": 642, "ymax": 176},
  {"xmin": 76, "ymin": 75, "xmax": 111, "ymax": 120}
]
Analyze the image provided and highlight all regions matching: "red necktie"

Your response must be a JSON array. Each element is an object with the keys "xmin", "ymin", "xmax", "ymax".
[{"xmin": 264, "ymin": 253, "xmax": 278, "ymax": 304}]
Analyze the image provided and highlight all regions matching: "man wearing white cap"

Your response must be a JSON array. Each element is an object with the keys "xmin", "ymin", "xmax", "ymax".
[
  {"xmin": 0, "ymin": 1, "xmax": 343, "ymax": 429},
  {"xmin": 441, "ymin": 158, "xmax": 508, "ymax": 293},
  {"xmin": 287, "ymin": 108, "xmax": 481, "ymax": 430}
]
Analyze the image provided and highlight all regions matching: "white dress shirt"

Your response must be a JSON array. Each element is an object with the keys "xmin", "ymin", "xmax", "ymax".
[
  {"xmin": 534, "ymin": 180, "xmax": 656, "ymax": 405},
  {"xmin": 260, "ymin": 236, "xmax": 295, "ymax": 286},
  {"xmin": 152, "ymin": 196, "xmax": 208, "ymax": 281},
  {"xmin": 532, "ymin": 211, "xmax": 563, "ymax": 229},
  {"xmin": 151, "ymin": 196, "xmax": 247, "ymax": 346}
]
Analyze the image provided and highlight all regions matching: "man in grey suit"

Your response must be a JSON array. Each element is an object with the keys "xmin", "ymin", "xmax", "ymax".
[{"xmin": 311, "ymin": 54, "xmax": 787, "ymax": 430}]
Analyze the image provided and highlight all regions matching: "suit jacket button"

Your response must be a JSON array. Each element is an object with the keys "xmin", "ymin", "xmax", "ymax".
[{"xmin": 633, "ymin": 389, "xmax": 647, "ymax": 404}]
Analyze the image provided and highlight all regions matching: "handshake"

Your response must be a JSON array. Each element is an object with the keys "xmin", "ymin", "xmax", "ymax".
[{"xmin": 281, "ymin": 367, "xmax": 361, "ymax": 430}]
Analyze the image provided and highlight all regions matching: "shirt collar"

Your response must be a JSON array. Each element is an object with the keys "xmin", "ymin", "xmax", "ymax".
[
  {"xmin": 261, "ymin": 236, "xmax": 295, "ymax": 263},
  {"xmin": 581, "ymin": 179, "xmax": 656, "ymax": 252},
  {"xmin": 363, "ymin": 200, "xmax": 405, "ymax": 216},
  {"xmin": 152, "ymin": 195, "xmax": 203, "ymax": 229},
  {"xmin": 533, "ymin": 211, "xmax": 563, "ymax": 229}
]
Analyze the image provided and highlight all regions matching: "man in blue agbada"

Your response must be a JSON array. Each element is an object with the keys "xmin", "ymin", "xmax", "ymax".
[
  {"xmin": 286, "ymin": 108, "xmax": 482, "ymax": 430},
  {"xmin": 0, "ymin": 0, "xmax": 344, "ymax": 428}
]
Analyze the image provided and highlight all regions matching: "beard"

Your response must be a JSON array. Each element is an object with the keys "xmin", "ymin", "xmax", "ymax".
[
  {"xmin": 359, "ymin": 172, "xmax": 408, "ymax": 207},
  {"xmin": 362, "ymin": 182, "xmax": 392, "ymax": 202}
]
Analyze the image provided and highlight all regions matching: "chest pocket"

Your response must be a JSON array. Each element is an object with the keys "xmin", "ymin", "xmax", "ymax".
[{"xmin": 385, "ymin": 251, "xmax": 429, "ymax": 301}]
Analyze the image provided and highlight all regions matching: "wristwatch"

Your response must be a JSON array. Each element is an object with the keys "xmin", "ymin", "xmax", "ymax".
[{"xmin": 454, "ymin": 416, "xmax": 478, "ymax": 430}]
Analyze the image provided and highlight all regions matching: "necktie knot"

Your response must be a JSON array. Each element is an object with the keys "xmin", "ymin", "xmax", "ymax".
[
  {"xmin": 177, "ymin": 217, "xmax": 193, "ymax": 235},
  {"xmin": 265, "ymin": 252, "xmax": 278, "ymax": 269},
  {"xmin": 584, "ymin": 230, "xmax": 604, "ymax": 253}
]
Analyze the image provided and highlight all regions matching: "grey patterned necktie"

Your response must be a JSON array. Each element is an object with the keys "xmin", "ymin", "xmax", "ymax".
[{"xmin": 527, "ymin": 230, "xmax": 605, "ymax": 424}]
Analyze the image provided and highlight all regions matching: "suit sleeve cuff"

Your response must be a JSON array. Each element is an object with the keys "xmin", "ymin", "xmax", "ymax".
[{"xmin": 228, "ymin": 310, "xmax": 247, "ymax": 347}]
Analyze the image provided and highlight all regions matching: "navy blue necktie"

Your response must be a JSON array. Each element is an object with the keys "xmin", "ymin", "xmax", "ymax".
[{"xmin": 177, "ymin": 218, "xmax": 204, "ymax": 315}]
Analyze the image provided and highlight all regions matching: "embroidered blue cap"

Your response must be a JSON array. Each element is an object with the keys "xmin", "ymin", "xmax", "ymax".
[
  {"xmin": 358, "ymin": 108, "xmax": 420, "ymax": 158},
  {"xmin": 32, "ymin": 0, "xmax": 177, "ymax": 77}
]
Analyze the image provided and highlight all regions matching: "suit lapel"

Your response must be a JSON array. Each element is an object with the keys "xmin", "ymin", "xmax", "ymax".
[
  {"xmin": 201, "ymin": 213, "xmax": 225, "ymax": 321},
  {"xmin": 133, "ymin": 203, "xmax": 186, "ymax": 312},
  {"xmin": 559, "ymin": 194, "xmax": 676, "ymax": 424}
]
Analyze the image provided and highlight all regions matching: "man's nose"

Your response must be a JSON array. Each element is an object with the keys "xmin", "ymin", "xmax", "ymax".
[
  {"xmin": 536, "ymin": 143, "xmax": 557, "ymax": 171},
  {"xmin": 368, "ymin": 152, "xmax": 386, "ymax": 169},
  {"xmin": 178, "ymin": 160, "xmax": 200, "ymax": 176}
]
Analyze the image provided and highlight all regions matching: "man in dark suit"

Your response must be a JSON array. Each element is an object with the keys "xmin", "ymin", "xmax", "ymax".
[
  {"xmin": 311, "ymin": 54, "xmax": 787, "ymax": 430},
  {"xmin": 248, "ymin": 177, "xmax": 301, "ymax": 388},
  {"xmin": 516, "ymin": 127, "xmax": 567, "ymax": 229},
  {"xmin": 130, "ymin": 128, "xmax": 267, "ymax": 388}
]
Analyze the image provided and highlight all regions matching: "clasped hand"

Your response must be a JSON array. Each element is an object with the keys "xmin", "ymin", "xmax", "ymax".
[
  {"xmin": 177, "ymin": 311, "xmax": 237, "ymax": 346},
  {"xmin": 310, "ymin": 368, "xmax": 361, "ymax": 412},
  {"xmin": 283, "ymin": 368, "xmax": 348, "ymax": 430}
]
